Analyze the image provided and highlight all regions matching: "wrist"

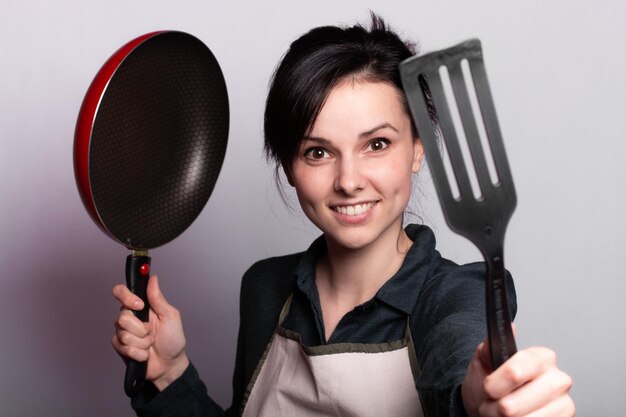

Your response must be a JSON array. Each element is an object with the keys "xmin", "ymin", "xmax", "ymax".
[{"xmin": 153, "ymin": 353, "xmax": 190, "ymax": 391}]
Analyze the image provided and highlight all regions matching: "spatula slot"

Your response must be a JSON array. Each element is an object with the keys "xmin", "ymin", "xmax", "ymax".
[
  {"xmin": 438, "ymin": 62, "xmax": 484, "ymax": 201},
  {"xmin": 460, "ymin": 59, "xmax": 500, "ymax": 188},
  {"xmin": 415, "ymin": 73, "xmax": 461, "ymax": 201}
]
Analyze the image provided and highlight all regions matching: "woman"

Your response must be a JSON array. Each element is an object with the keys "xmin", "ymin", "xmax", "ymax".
[{"xmin": 112, "ymin": 15, "xmax": 574, "ymax": 417}]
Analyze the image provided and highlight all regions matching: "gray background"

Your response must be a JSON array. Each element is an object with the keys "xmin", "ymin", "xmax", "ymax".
[{"xmin": 1, "ymin": 0, "xmax": 624, "ymax": 415}]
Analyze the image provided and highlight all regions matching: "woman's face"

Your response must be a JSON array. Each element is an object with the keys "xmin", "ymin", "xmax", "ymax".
[{"xmin": 287, "ymin": 80, "xmax": 424, "ymax": 250}]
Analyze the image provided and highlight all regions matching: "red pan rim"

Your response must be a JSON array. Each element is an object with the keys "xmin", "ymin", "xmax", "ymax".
[{"xmin": 73, "ymin": 31, "xmax": 166, "ymax": 237}]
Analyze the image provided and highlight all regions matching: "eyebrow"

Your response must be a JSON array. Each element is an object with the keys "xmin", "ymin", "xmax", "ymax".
[
  {"xmin": 303, "ymin": 123, "xmax": 399, "ymax": 143},
  {"xmin": 359, "ymin": 123, "xmax": 398, "ymax": 139}
]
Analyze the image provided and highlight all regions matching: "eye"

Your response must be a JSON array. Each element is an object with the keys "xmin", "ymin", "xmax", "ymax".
[
  {"xmin": 304, "ymin": 147, "xmax": 331, "ymax": 160},
  {"xmin": 366, "ymin": 138, "xmax": 390, "ymax": 152}
]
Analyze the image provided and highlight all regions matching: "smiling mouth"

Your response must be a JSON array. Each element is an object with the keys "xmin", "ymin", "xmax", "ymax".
[{"xmin": 332, "ymin": 202, "xmax": 376, "ymax": 216}]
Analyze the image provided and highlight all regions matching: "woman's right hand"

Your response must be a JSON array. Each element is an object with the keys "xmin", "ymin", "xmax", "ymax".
[{"xmin": 112, "ymin": 275, "xmax": 189, "ymax": 391}]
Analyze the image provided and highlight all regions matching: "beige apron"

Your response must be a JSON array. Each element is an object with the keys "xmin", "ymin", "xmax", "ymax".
[{"xmin": 241, "ymin": 295, "xmax": 424, "ymax": 417}]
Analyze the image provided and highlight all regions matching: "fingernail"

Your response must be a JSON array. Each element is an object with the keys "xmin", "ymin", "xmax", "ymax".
[{"xmin": 133, "ymin": 300, "xmax": 144, "ymax": 309}]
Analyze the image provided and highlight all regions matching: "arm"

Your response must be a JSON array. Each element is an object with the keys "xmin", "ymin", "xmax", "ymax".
[
  {"xmin": 412, "ymin": 259, "xmax": 574, "ymax": 416},
  {"xmin": 112, "ymin": 276, "xmax": 229, "ymax": 416},
  {"xmin": 412, "ymin": 262, "xmax": 517, "ymax": 416},
  {"xmin": 461, "ymin": 333, "xmax": 575, "ymax": 416}
]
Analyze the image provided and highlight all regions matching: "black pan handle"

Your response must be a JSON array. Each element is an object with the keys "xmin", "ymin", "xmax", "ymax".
[
  {"xmin": 486, "ymin": 254, "xmax": 517, "ymax": 369},
  {"xmin": 124, "ymin": 253, "xmax": 151, "ymax": 396}
]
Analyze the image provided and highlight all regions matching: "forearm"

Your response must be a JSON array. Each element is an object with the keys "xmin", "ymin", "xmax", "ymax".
[{"xmin": 132, "ymin": 363, "xmax": 229, "ymax": 417}]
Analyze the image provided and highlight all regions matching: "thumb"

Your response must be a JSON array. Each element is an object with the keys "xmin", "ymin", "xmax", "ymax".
[
  {"xmin": 476, "ymin": 340, "xmax": 493, "ymax": 373},
  {"xmin": 478, "ymin": 323, "xmax": 517, "ymax": 372},
  {"xmin": 146, "ymin": 275, "xmax": 173, "ymax": 317}
]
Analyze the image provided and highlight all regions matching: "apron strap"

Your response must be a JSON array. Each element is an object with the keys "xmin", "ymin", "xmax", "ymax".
[
  {"xmin": 404, "ymin": 317, "xmax": 422, "ymax": 383},
  {"xmin": 278, "ymin": 293, "xmax": 294, "ymax": 327}
]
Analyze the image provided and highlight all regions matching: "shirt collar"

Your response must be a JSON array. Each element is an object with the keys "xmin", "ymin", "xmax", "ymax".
[
  {"xmin": 376, "ymin": 224, "xmax": 437, "ymax": 315},
  {"xmin": 293, "ymin": 224, "xmax": 439, "ymax": 316}
]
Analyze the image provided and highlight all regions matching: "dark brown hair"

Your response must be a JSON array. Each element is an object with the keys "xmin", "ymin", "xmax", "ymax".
[{"xmin": 264, "ymin": 14, "xmax": 433, "ymax": 172}]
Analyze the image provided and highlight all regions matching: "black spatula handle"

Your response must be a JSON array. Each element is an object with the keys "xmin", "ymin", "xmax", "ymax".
[
  {"xmin": 124, "ymin": 254, "xmax": 151, "ymax": 396},
  {"xmin": 486, "ymin": 255, "xmax": 517, "ymax": 368}
]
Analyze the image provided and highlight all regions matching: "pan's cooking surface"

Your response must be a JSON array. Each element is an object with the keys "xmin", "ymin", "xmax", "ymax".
[{"xmin": 89, "ymin": 32, "xmax": 228, "ymax": 249}]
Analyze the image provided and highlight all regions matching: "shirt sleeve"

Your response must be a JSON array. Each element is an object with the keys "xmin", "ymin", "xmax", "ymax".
[
  {"xmin": 130, "ymin": 363, "xmax": 230, "ymax": 417},
  {"xmin": 412, "ymin": 261, "xmax": 517, "ymax": 417}
]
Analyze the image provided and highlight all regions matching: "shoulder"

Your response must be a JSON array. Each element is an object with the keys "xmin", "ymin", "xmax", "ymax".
[
  {"xmin": 410, "ymin": 255, "xmax": 517, "ymax": 361},
  {"xmin": 243, "ymin": 252, "xmax": 304, "ymax": 281},
  {"xmin": 404, "ymin": 224, "xmax": 514, "ymax": 303},
  {"xmin": 234, "ymin": 252, "xmax": 307, "ymax": 402},
  {"xmin": 402, "ymin": 224, "xmax": 517, "ymax": 321},
  {"xmin": 241, "ymin": 252, "xmax": 303, "ymax": 292},
  {"xmin": 423, "ymin": 259, "xmax": 516, "ymax": 316},
  {"xmin": 239, "ymin": 252, "xmax": 305, "ymax": 314},
  {"xmin": 237, "ymin": 251, "xmax": 305, "ymax": 345}
]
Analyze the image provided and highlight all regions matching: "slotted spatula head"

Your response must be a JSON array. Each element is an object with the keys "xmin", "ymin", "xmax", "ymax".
[
  {"xmin": 399, "ymin": 39, "xmax": 517, "ymax": 368},
  {"xmin": 400, "ymin": 39, "xmax": 516, "ymax": 253}
]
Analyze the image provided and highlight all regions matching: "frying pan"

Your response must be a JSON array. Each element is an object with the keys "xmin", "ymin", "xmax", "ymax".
[{"xmin": 73, "ymin": 31, "xmax": 229, "ymax": 396}]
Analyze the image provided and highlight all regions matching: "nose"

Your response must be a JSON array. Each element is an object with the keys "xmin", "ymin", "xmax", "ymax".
[{"xmin": 334, "ymin": 156, "xmax": 364, "ymax": 195}]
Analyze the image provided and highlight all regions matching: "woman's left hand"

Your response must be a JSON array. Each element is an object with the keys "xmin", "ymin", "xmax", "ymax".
[{"xmin": 461, "ymin": 338, "xmax": 575, "ymax": 416}]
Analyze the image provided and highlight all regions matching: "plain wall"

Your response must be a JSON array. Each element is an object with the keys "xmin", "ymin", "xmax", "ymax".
[{"xmin": 1, "ymin": 1, "xmax": 624, "ymax": 415}]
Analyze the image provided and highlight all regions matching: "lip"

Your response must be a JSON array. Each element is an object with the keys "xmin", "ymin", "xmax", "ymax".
[{"xmin": 329, "ymin": 200, "xmax": 379, "ymax": 224}]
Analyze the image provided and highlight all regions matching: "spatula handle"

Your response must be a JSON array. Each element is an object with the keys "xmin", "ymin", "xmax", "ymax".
[
  {"xmin": 124, "ymin": 254, "xmax": 151, "ymax": 396},
  {"xmin": 486, "ymin": 255, "xmax": 517, "ymax": 369}
]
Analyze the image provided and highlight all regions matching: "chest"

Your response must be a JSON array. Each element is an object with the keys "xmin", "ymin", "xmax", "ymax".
[
  {"xmin": 283, "ymin": 290, "xmax": 408, "ymax": 346},
  {"xmin": 240, "ymin": 295, "xmax": 425, "ymax": 417}
]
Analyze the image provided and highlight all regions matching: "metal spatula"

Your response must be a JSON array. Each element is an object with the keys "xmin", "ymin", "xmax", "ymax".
[{"xmin": 399, "ymin": 39, "xmax": 517, "ymax": 368}]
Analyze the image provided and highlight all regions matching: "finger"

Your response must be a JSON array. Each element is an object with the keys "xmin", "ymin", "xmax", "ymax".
[
  {"xmin": 496, "ymin": 368, "xmax": 573, "ymax": 416},
  {"xmin": 477, "ymin": 399, "xmax": 499, "ymax": 417},
  {"xmin": 524, "ymin": 393, "xmax": 576, "ymax": 417},
  {"xmin": 484, "ymin": 347, "xmax": 557, "ymax": 399},
  {"xmin": 477, "ymin": 340, "xmax": 492, "ymax": 373},
  {"xmin": 477, "ymin": 323, "xmax": 516, "ymax": 373},
  {"xmin": 116, "ymin": 328, "xmax": 155, "ymax": 351},
  {"xmin": 111, "ymin": 334, "xmax": 150, "ymax": 362},
  {"xmin": 146, "ymin": 276, "xmax": 176, "ymax": 317},
  {"xmin": 112, "ymin": 284, "xmax": 144, "ymax": 311},
  {"xmin": 492, "ymin": 368, "xmax": 572, "ymax": 415},
  {"xmin": 115, "ymin": 309, "xmax": 150, "ymax": 338}
]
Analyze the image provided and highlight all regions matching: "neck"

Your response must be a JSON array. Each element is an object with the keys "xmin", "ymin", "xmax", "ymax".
[{"xmin": 317, "ymin": 222, "xmax": 413, "ymax": 307}]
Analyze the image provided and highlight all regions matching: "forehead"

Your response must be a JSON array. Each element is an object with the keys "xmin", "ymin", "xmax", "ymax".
[{"xmin": 309, "ymin": 80, "xmax": 409, "ymax": 138}]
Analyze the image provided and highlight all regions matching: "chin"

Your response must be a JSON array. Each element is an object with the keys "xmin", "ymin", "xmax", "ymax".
[{"xmin": 323, "ymin": 227, "xmax": 379, "ymax": 250}]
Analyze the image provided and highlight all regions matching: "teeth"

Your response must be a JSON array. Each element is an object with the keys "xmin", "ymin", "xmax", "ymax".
[{"xmin": 334, "ymin": 202, "xmax": 374, "ymax": 216}]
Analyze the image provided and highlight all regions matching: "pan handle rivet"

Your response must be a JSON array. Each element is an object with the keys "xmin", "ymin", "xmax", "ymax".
[{"xmin": 139, "ymin": 263, "xmax": 150, "ymax": 277}]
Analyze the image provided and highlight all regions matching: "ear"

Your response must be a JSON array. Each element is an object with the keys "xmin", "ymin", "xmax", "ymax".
[
  {"xmin": 283, "ymin": 164, "xmax": 295, "ymax": 187},
  {"xmin": 411, "ymin": 138, "xmax": 425, "ymax": 173}
]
